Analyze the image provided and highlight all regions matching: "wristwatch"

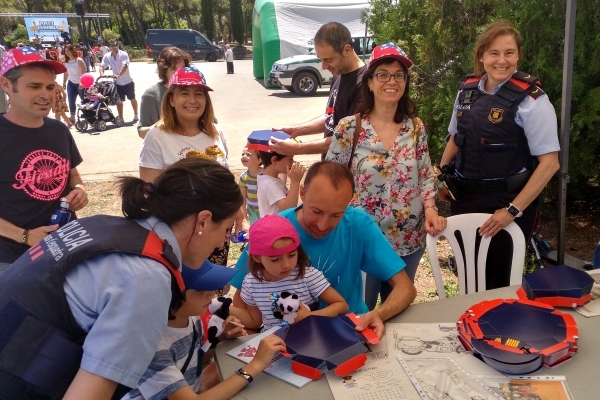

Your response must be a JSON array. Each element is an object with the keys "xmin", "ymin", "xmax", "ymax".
[{"xmin": 506, "ymin": 203, "xmax": 523, "ymax": 218}]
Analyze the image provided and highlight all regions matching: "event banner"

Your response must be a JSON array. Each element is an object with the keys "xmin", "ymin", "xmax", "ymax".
[{"xmin": 24, "ymin": 17, "xmax": 69, "ymax": 42}]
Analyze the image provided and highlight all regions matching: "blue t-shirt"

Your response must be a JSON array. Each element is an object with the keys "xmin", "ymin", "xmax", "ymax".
[{"xmin": 232, "ymin": 206, "xmax": 405, "ymax": 314}]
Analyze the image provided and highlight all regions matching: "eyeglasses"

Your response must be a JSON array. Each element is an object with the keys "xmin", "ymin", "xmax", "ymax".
[
  {"xmin": 109, "ymin": 44, "xmax": 118, "ymax": 47},
  {"xmin": 371, "ymin": 72, "xmax": 408, "ymax": 82}
]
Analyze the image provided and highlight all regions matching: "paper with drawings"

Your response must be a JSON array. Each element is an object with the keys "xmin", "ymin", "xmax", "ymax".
[
  {"xmin": 326, "ymin": 357, "xmax": 428, "ymax": 400},
  {"xmin": 399, "ymin": 356, "xmax": 504, "ymax": 400},
  {"xmin": 226, "ymin": 326, "xmax": 312, "ymax": 388},
  {"xmin": 386, "ymin": 322, "xmax": 467, "ymax": 359},
  {"xmin": 575, "ymin": 269, "xmax": 600, "ymax": 317},
  {"xmin": 479, "ymin": 375, "xmax": 574, "ymax": 400}
]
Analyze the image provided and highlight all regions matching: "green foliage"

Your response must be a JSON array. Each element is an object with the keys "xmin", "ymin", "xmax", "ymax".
[
  {"xmin": 230, "ymin": 0, "xmax": 245, "ymax": 44},
  {"xmin": 123, "ymin": 46, "xmax": 148, "ymax": 60},
  {"xmin": 368, "ymin": 0, "xmax": 600, "ymax": 201},
  {"xmin": 102, "ymin": 28, "xmax": 120, "ymax": 42},
  {"xmin": 201, "ymin": 0, "xmax": 216, "ymax": 41}
]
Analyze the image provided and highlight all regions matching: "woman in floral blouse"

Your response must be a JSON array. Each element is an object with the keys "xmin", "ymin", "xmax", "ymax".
[{"xmin": 326, "ymin": 43, "xmax": 446, "ymax": 310}]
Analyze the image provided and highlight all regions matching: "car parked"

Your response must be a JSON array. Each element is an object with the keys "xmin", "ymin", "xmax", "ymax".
[
  {"xmin": 268, "ymin": 36, "xmax": 375, "ymax": 96},
  {"xmin": 146, "ymin": 29, "xmax": 223, "ymax": 62}
]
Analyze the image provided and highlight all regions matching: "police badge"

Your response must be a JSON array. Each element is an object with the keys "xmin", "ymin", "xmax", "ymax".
[{"xmin": 488, "ymin": 108, "xmax": 504, "ymax": 123}]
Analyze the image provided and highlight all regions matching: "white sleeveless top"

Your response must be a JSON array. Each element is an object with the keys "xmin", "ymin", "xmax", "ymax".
[{"xmin": 66, "ymin": 58, "xmax": 83, "ymax": 84}]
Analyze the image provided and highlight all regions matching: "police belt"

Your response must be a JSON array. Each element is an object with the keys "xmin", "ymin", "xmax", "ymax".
[
  {"xmin": 454, "ymin": 178, "xmax": 507, "ymax": 193},
  {"xmin": 454, "ymin": 170, "xmax": 532, "ymax": 194}
]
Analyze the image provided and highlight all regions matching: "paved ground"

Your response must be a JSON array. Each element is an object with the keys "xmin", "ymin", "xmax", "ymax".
[{"xmin": 73, "ymin": 59, "xmax": 329, "ymax": 180}]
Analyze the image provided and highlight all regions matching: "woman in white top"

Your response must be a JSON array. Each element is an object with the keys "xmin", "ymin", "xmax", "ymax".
[
  {"xmin": 140, "ymin": 66, "xmax": 241, "ymax": 266},
  {"xmin": 62, "ymin": 44, "xmax": 86, "ymax": 123}
]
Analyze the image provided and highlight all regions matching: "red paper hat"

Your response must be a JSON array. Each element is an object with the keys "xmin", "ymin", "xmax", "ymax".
[
  {"xmin": 168, "ymin": 66, "xmax": 213, "ymax": 91},
  {"xmin": 0, "ymin": 46, "xmax": 66, "ymax": 77},
  {"xmin": 368, "ymin": 42, "xmax": 413, "ymax": 69}
]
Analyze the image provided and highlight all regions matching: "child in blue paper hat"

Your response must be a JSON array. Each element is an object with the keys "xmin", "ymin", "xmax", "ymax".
[
  {"xmin": 124, "ymin": 260, "xmax": 286, "ymax": 399},
  {"xmin": 247, "ymin": 130, "xmax": 306, "ymax": 217}
]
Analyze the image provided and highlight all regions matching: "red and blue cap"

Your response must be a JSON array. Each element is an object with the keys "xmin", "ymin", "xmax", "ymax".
[
  {"xmin": 247, "ymin": 130, "xmax": 294, "ymax": 152},
  {"xmin": 368, "ymin": 42, "xmax": 413, "ymax": 69},
  {"xmin": 168, "ymin": 66, "xmax": 213, "ymax": 91},
  {"xmin": 182, "ymin": 259, "xmax": 238, "ymax": 291},
  {"xmin": 0, "ymin": 46, "xmax": 66, "ymax": 77}
]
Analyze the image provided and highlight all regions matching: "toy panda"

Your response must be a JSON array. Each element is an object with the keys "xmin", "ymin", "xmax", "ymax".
[
  {"xmin": 202, "ymin": 295, "xmax": 232, "ymax": 351},
  {"xmin": 275, "ymin": 291, "xmax": 301, "ymax": 324}
]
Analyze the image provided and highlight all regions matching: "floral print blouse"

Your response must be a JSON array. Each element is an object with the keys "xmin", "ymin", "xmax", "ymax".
[{"xmin": 325, "ymin": 115, "xmax": 437, "ymax": 256}]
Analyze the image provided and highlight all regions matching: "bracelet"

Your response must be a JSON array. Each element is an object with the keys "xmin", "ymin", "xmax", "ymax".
[
  {"xmin": 235, "ymin": 368, "xmax": 253, "ymax": 385},
  {"xmin": 75, "ymin": 183, "xmax": 86, "ymax": 192},
  {"xmin": 424, "ymin": 205, "xmax": 439, "ymax": 213},
  {"xmin": 21, "ymin": 229, "xmax": 29, "ymax": 244}
]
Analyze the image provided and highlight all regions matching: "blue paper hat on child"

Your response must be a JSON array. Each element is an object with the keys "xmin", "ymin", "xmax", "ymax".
[
  {"xmin": 247, "ymin": 130, "xmax": 294, "ymax": 152},
  {"xmin": 182, "ymin": 259, "xmax": 238, "ymax": 291}
]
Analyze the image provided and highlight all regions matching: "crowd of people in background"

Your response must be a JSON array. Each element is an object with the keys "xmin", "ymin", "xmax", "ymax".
[{"xmin": 0, "ymin": 18, "xmax": 568, "ymax": 400}]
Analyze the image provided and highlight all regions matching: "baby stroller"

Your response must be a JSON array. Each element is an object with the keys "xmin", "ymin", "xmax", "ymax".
[{"xmin": 74, "ymin": 76, "xmax": 124, "ymax": 134}]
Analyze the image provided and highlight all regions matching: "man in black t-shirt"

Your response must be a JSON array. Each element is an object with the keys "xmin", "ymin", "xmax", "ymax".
[
  {"xmin": 0, "ymin": 47, "xmax": 88, "ymax": 270},
  {"xmin": 270, "ymin": 22, "xmax": 365, "ymax": 156}
]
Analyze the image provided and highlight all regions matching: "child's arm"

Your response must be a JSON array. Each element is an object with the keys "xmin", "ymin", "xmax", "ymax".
[
  {"xmin": 273, "ymin": 162, "xmax": 306, "ymax": 211},
  {"xmin": 167, "ymin": 335, "xmax": 286, "ymax": 400},
  {"xmin": 312, "ymin": 286, "xmax": 349, "ymax": 317},
  {"xmin": 228, "ymin": 304, "xmax": 263, "ymax": 330},
  {"xmin": 294, "ymin": 286, "xmax": 349, "ymax": 323}
]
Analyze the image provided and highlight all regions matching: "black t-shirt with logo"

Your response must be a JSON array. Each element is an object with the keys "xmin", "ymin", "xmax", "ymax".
[
  {"xmin": 0, "ymin": 116, "xmax": 83, "ymax": 263},
  {"xmin": 323, "ymin": 65, "xmax": 366, "ymax": 140}
]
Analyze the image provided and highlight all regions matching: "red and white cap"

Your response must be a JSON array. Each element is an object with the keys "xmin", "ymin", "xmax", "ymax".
[
  {"xmin": 368, "ymin": 42, "xmax": 413, "ymax": 69},
  {"xmin": 168, "ymin": 66, "xmax": 213, "ymax": 91},
  {"xmin": 0, "ymin": 46, "xmax": 66, "ymax": 77}
]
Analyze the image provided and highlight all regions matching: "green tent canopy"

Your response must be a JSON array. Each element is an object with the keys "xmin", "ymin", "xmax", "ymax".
[{"xmin": 252, "ymin": 0, "xmax": 369, "ymax": 84}]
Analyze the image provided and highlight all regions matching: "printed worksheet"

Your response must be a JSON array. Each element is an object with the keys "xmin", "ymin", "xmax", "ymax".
[
  {"xmin": 400, "ymin": 357, "xmax": 503, "ymax": 400},
  {"xmin": 386, "ymin": 322, "xmax": 467, "ymax": 359},
  {"xmin": 326, "ymin": 357, "xmax": 427, "ymax": 400},
  {"xmin": 575, "ymin": 269, "xmax": 600, "ymax": 317},
  {"xmin": 226, "ymin": 327, "xmax": 313, "ymax": 388},
  {"xmin": 480, "ymin": 376, "xmax": 574, "ymax": 400}
]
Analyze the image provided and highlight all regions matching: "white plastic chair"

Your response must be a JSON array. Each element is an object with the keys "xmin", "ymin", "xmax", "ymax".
[{"xmin": 426, "ymin": 213, "xmax": 526, "ymax": 299}]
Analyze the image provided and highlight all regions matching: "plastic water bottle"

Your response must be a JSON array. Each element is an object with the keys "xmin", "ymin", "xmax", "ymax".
[
  {"xmin": 230, "ymin": 231, "xmax": 249, "ymax": 243},
  {"xmin": 49, "ymin": 198, "xmax": 71, "ymax": 227}
]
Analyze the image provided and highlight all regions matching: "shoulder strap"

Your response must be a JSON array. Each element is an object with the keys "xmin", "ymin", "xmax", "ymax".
[
  {"xmin": 348, "ymin": 113, "xmax": 361, "ymax": 168},
  {"xmin": 181, "ymin": 323, "xmax": 199, "ymax": 374}
]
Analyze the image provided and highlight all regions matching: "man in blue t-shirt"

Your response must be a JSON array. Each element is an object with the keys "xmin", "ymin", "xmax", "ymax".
[{"xmin": 231, "ymin": 161, "xmax": 416, "ymax": 338}]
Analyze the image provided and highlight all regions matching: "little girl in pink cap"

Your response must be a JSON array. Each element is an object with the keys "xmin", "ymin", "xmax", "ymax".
[{"xmin": 232, "ymin": 214, "xmax": 348, "ymax": 330}]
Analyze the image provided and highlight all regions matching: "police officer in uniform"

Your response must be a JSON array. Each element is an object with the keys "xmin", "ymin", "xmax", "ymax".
[
  {"xmin": 439, "ymin": 20, "xmax": 560, "ymax": 289},
  {"xmin": 0, "ymin": 158, "xmax": 243, "ymax": 399}
]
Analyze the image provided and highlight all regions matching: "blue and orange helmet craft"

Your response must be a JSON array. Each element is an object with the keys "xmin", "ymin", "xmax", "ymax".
[
  {"xmin": 274, "ymin": 313, "xmax": 379, "ymax": 380},
  {"xmin": 517, "ymin": 264, "xmax": 595, "ymax": 307},
  {"xmin": 247, "ymin": 130, "xmax": 296, "ymax": 152},
  {"xmin": 457, "ymin": 298, "xmax": 578, "ymax": 375}
]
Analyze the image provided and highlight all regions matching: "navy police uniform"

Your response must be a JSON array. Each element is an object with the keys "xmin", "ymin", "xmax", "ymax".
[
  {"xmin": 0, "ymin": 216, "xmax": 183, "ymax": 399},
  {"xmin": 447, "ymin": 71, "xmax": 559, "ymax": 289}
]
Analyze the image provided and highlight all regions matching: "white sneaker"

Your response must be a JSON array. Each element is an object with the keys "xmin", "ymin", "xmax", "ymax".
[{"xmin": 132, "ymin": 115, "xmax": 139, "ymax": 123}]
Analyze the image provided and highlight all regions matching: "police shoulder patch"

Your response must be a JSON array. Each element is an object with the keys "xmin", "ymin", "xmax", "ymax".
[{"xmin": 528, "ymin": 86, "xmax": 546, "ymax": 100}]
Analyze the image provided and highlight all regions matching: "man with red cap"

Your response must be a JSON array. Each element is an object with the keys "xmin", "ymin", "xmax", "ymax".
[{"xmin": 0, "ymin": 46, "xmax": 88, "ymax": 272}]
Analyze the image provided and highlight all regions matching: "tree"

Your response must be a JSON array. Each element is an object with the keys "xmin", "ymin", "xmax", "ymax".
[
  {"xmin": 230, "ymin": 0, "xmax": 245, "ymax": 44},
  {"xmin": 201, "ymin": 0, "xmax": 216, "ymax": 41}
]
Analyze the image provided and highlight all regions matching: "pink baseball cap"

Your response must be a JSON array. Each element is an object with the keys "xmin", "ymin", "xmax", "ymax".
[
  {"xmin": 248, "ymin": 215, "xmax": 301, "ymax": 257},
  {"xmin": 168, "ymin": 66, "xmax": 213, "ymax": 91},
  {"xmin": 368, "ymin": 42, "xmax": 413, "ymax": 69},
  {"xmin": 0, "ymin": 46, "xmax": 66, "ymax": 77}
]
